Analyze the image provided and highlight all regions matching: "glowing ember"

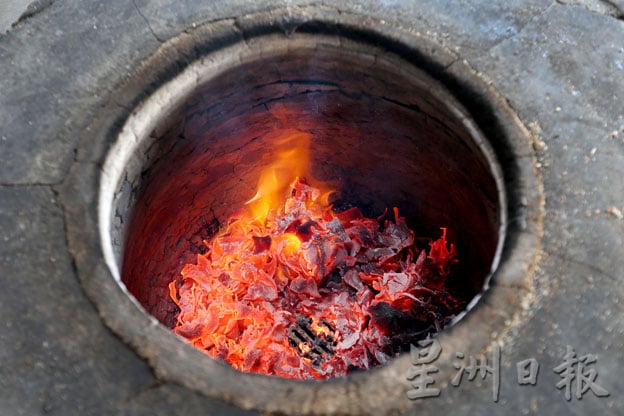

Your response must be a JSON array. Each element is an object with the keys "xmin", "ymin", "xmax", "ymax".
[{"xmin": 169, "ymin": 133, "xmax": 463, "ymax": 379}]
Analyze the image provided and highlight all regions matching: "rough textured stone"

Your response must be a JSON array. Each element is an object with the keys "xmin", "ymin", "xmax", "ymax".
[
  {"xmin": 0, "ymin": 186, "xmax": 153, "ymax": 415},
  {"xmin": 0, "ymin": 1, "xmax": 159, "ymax": 184},
  {"xmin": 0, "ymin": 0, "xmax": 33, "ymax": 33},
  {"xmin": 470, "ymin": 4, "xmax": 624, "ymax": 279},
  {"xmin": 131, "ymin": 0, "xmax": 553, "ymax": 61},
  {"xmin": 118, "ymin": 383, "xmax": 256, "ymax": 416},
  {"xmin": 408, "ymin": 4, "xmax": 624, "ymax": 415}
]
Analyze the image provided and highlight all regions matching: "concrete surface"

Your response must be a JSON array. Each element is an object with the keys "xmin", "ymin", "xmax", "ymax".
[
  {"xmin": 0, "ymin": 0, "xmax": 31, "ymax": 33},
  {"xmin": 0, "ymin": 1, "xmax": 623, "ymax": 415}
]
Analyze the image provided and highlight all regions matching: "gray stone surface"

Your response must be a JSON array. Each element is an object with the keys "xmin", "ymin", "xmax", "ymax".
[
  {"xmin": 0, "ymin": 0, "xmax": 159, "ymax": 184},
  {"xmin": 0, "ymin": 0, "xmax": 623, "ymax": 415},
  {"xmin": 0, "ymin": 0, "xmax": 32, "ymax": 33},
  {"xmin": 406, "ymin": 4, "xmax": 624, "ymax": 414},
  {"xmin": 0, "ymin": 186, "xmax": 252, "ymax": 416},
  {"xmin": 0, "ymin": 186, "xmax": 153, "ymax": 415}
]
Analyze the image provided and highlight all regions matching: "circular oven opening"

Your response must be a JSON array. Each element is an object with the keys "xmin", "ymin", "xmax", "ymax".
[
  {"xmin": 106, "ymin": 34, "xmax": 504, "ymax": 375},
  {"xmin": 95, "ymin": 28, "xmax": 526, "ymax": 414}
]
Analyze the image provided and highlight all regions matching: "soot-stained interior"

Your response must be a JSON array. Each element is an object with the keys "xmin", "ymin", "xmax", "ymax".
[{"xmin": 119, "ymin": 45, "xmax": 501, "ymax": 331}]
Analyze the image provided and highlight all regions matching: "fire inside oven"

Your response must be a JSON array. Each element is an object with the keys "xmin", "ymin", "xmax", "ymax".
[{"xmin": 119, "ymin": 40, "xmax": 502, "ymax": 380}]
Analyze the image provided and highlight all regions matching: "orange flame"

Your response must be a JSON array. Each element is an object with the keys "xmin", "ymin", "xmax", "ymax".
[
  {"xmin": 246, "ymin": 131, "xmax": 312, "ymax": 222},
  {"xmin": 277, "ymin": 233, "xmax": 302, "ymax": 256},
  {"xmin": 169, "ymin": 126, "xmax": 461, "ymax": 380}
]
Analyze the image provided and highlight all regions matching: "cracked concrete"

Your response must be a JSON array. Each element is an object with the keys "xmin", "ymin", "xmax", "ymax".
[
  {"xmin": 0, "ymin": 0, "xmax": 32, "ymax": 33},
  {"xmin": 1, "ymin": 0, "xmax": 623, "ymax": 415},
  {"xmin": 556, "ymin": 0, "xmax": 624, "ymax": 20},
  {"xmin": 133, "ymin": 0, "xmax": 165, "ymax": 43}
]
